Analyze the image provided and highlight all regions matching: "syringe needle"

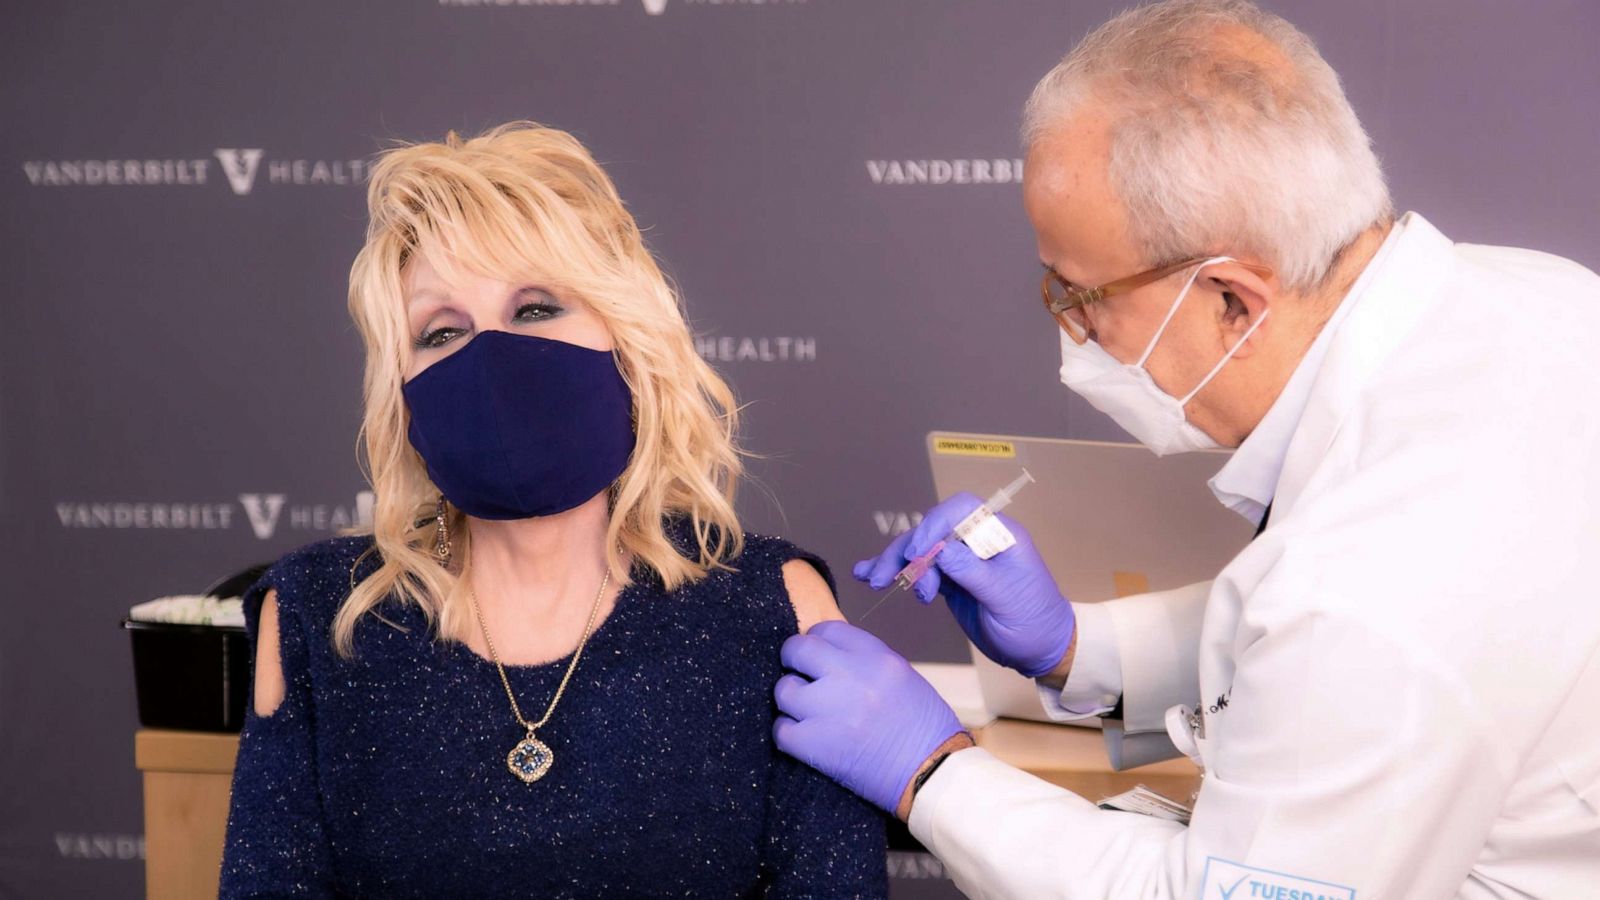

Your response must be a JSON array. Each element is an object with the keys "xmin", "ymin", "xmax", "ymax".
[{"xmin": 857, "ymin": 581, "xmax": 904, "ymax": 621}]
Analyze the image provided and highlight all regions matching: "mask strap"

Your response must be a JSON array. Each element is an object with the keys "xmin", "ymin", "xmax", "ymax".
[
  {"xmin": 1134, "ymin": 256, "xmax": 1235, "ymax": 368},
  {"xmin": 1179, "ymin": 307, "xmax": 1271, "ymax": 407}
]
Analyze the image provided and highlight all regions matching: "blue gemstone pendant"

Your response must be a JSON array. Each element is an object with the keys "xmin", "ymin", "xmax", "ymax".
[{"xmin": 507, "ymin": 732, "xmax": 554, "ymax": 783}]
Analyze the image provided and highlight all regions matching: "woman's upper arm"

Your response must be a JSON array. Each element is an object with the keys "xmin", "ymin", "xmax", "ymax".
[
  {"xmin": 782, "ymin": 559, "xmax": 844, "ymax": 634},
  {"xmin": 221, "ymin": 580, "xmax": 337, "ymax": 896},
  {"xmin": 253, "ymin": 589, "xmax": 286, "ymax": 717}
]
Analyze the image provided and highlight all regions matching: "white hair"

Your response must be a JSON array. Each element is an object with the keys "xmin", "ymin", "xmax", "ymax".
[{"xmin": 1022, "ymin": 0, "xmax": 1392, "ymax": 293}]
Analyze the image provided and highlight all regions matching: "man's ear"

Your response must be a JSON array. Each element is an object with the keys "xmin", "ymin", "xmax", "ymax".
[{"xmin": 1207, "ymin": 261, "xmax": 1274, "ymax": 358}]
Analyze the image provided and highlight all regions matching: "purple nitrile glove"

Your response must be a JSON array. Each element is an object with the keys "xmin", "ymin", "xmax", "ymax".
[
  {"xmin": 853, "ymin": 492, "xmax": 1076, "ymax": 678},
  {"xmin": 773, "ymin": 620, "xmax": 963, "ymax": 815}
]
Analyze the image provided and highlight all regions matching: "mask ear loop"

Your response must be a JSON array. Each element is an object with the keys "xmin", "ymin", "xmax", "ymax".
[
  {"xmin": 1179, "ymin": 306, "xmax": 1270, "ymax": 407},
  {"xmin": 1134, "ymin": 256, "xmax": 1236, "ymax": 369}
]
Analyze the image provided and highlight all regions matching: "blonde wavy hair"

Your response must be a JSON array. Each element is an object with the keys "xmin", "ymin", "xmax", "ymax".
[{"xmin": 334, "ymin": 121, "xmax": 744, "ymax": 656}]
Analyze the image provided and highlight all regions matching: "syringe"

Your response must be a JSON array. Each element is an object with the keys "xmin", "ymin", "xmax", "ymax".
[{"xmin": 859, "ymin": 469, "xmax": 1036, "ymax": 620}]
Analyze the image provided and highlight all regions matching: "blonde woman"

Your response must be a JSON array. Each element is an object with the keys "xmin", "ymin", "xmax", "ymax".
[{"xmin": 219, "ymin": 123, "xmax": 887, "ymax": 898}]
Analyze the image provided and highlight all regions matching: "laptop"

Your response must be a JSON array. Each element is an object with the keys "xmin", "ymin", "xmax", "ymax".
[{"xmin": 925, "ymin": 431, "xmax": 1254, "ymax": 725}]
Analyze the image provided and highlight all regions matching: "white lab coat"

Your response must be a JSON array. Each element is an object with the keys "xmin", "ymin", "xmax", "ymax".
[{"xmin": 908, "ymin": 214, "xmax": 1600, "ymax": 899}]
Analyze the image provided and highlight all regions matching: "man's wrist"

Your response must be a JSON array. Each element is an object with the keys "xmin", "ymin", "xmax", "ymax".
[
  {"xmin": 896, "ymin": 731, "xmax": 976, "ymax": 822},
  {"xmin": 1036, "ymin": 626, "xmax": 1078, "ymax": 691}
]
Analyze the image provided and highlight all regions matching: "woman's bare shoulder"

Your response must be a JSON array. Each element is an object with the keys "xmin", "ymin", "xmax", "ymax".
[{"xmin": 781, "ymin": 558, "xmax": 845, "ymax": 634}]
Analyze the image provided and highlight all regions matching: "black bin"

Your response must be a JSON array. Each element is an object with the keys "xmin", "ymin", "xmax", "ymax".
[
  {"xmin": 123, "ymin": 619, "xmax": 252, "ymax": 732},
  {"xmin": 122, "ymin": 563, "xmax": 268, "ymax": 732}
]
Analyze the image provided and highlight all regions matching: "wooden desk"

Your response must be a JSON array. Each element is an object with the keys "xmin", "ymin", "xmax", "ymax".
[
  {"xmin": 973, "ymin": 718, "xmax": 1200, "ymax": 804},
  {"xmin": 135, "ymin": 730, "xmax": 238, "ymax": 900},
  {"xmin": 135, "ymin": 721, "xmax": 1197, "ymax": 898}
]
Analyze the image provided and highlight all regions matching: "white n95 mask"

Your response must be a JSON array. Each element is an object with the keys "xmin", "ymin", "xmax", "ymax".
[{"xmin": 1058, "ymin": 256, "xmax": 1268, "ymax": 457}]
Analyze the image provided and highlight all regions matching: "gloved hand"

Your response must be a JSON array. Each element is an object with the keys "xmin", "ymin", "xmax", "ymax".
[
  {"xmin": 854, "ymin": 492, "xmax": 1076, "ymax": 678},
  {"xmin": 773, "ymin": 621, "xmax": 964, "ymax": 815}
]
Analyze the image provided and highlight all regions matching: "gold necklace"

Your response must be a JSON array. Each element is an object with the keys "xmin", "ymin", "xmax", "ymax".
[{"xmin": 467, "ymin": 570, "xmax": 611, "ymax": 783}]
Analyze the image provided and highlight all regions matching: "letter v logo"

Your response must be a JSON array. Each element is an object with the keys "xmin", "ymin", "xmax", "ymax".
[
  {"xmin": 641, "ymin": 0, "xmax": 668, "ymax": 14},
  {"xmin": 238, "ymin": 493, "xmax": 287, "ymax": 539},
  {"xmin": 213, "ymin": 148, "xmax": 264, "ymax": 196}
]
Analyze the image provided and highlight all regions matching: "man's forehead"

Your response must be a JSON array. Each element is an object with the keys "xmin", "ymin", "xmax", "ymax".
[
  {"xmin": 1025, "ymin": 107, "xmax": 1115, "ymax": 200},
  {"xmin": 1025, "ymin": 112, "xmax": 1118, "ymax": 198}
]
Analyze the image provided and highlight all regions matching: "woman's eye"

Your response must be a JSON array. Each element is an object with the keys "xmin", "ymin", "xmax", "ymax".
[
  {"xmin": 514, "ymin": 301, "xmax": 563, "ymax": 323},
  {"xmin": 415, "ymin": 326, "xmax": 464, "ymax": 349}
]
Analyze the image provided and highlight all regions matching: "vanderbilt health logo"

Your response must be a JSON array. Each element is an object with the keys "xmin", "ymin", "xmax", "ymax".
[
  {"xmin": 695, "ymin": 335, "xmax": 816, "ymax": 363},
  {"xmin": 54, "ymin": 491, "xmax": 374, "ymax": 540},
  {"xmin": 866, "ymin": 158, "xmax": 1025, "ymax": 186},
  {"xmin": 21, "ymin": 148, "xmax": 372, "ymax": 195},
  {"xmin": 55, "ymin": 833, "xmax": 146, "ymax": 861},
  {"xmin": 436, "ymin": 0, "xmax": 808, "ymax": 14}
]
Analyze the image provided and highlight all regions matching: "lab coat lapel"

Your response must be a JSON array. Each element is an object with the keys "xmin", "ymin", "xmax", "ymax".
[{"xmin": 1273, "ymin": 213, "xmax": 1458, "ymax": 515}]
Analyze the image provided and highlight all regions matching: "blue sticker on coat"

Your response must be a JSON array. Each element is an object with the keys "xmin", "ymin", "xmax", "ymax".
[{"xmin": 1200, "ymin": 858, "xmax": 1355, "ymax": 900}]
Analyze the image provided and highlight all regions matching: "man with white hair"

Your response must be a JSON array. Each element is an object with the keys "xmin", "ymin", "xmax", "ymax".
[{"xmin": 774, "ymin": 1, "xmax": 1600, "ymax": 896}]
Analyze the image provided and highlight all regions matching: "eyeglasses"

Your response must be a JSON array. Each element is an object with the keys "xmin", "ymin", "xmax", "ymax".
[{"xmin": 1041, "ymin": 257, "xmax": 1271, "ymax": 344}]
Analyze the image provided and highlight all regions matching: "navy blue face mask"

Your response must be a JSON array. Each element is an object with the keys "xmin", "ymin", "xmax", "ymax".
[{"xmin": 402, "ymin": 330, "xmax": 636, "ymax": 520}]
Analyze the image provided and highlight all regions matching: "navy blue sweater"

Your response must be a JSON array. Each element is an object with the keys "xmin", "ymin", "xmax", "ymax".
[{"xmin": 219, "ymin": 529, "xmax": 887, "ymax": 898}]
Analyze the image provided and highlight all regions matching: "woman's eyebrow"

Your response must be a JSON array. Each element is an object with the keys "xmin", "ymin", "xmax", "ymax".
[
  {"xmin": 406, "ymin": 291, "xmax": 454, "ymax": 330},
  {"xmin": 407, "ymin": 287, "xmax": 448, "ymax": 308}
]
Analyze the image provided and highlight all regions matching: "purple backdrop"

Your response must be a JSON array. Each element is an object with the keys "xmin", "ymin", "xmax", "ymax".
[{"xmin": 3, "ymin": 1, "xmax": 1598, "ymax": 896}]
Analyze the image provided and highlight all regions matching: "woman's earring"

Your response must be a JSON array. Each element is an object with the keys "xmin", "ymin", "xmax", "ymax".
[{"xmin": 433, "ymin": 496, "xmax": 452, "ymax": 568}]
